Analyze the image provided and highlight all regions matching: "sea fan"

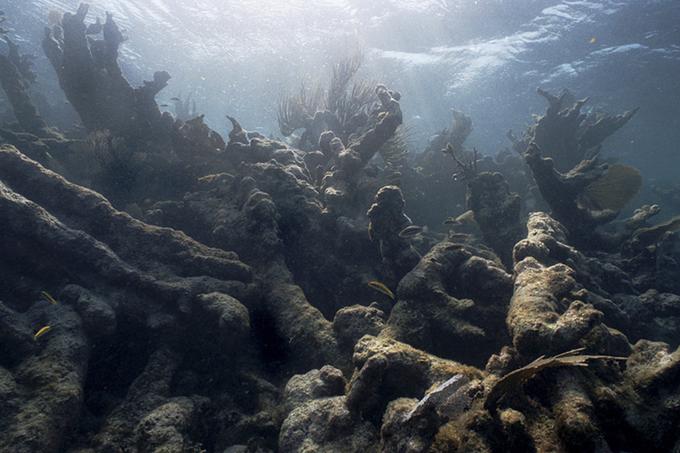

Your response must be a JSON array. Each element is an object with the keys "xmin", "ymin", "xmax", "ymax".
[
  {"xmin": 379, "ymin": 124, "xmax": 414, "ymax": 172},
  {"xmin": 327, "ymin": 51, "xmax": 364, "ymax": 114},
  {"xmin": 484, "ymin": 348, "xmax": 626, "ymax": 411},
  {"xmin": 332, "ymin": 80, "xmax": 375, "ymax": 137},
  {"xmin": 277, "ymin": 51, "xmax": 375, "ymax": 143},
  {"xmin": 277, "ymin": 82, "xmax": 324, "ymax": 136},
  {"xmin": 583, "ymin": 163, "xmax": 642, "ymax": 211}
]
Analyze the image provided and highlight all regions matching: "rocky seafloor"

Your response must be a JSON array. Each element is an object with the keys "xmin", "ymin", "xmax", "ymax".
[{"xmin": 2, "ymin": 5, "xmax": 680, "ymax": 453}]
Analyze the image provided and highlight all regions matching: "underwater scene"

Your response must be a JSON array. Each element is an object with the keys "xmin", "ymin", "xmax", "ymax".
[{"xmin": 1, "ymin": 0, "xmax": 680, "ymax": 451}]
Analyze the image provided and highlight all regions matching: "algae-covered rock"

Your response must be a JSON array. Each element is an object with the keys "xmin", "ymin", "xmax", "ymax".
[
  {"xmin": 134, "ymin": 397, "xmax": 205, "ymax": 453},
  {"xmin": 60, "ymin": 284, "xmax": 117, "ymax": 338},
  {"xmin": 366, "ymin": 184, "xmax": 420, "ymax": 281},
  {"xmin": 279, "ymin": 396, "xmax": 378, "ymax": 453},
  {"xmin": 380, "ymin": 397, "xmax": 440, "ymax": 453},
  {"xmin": 386, "ymin": 240, "xmax": 512, "ymax": 365},
  {"xmin": 333, "ymin": 305, "xmax": 385, "ymax": 350},
  {"xmin": 0, "ymin": 302, "xmax": 88, "ymax": 453},
  {"xmin": 90, "ymin": 348, "xmax": 182, "ymax": 451},
  {"xmin": 611, "ymin": 340, "xmax": 680, "ymax": 451},
  {"xmin": 264, "ymin": 282, "xmax": 342, "ymax": 372},
  {"xmin": 194, "ymin": 292, "xmax": 250, "ymax": 351},
  {"xmin": 282, "ymin": 365, "xmax": 347, "ymax": 411},
  {"xmin": 613, "ymin": 290, "xmax": 680, "ymax": 347},
  {"xmin": 346, "ymin": 335, "xmax": 483, "ymax": 422},
  {"xmin": 466, "ymin": 171, "xmax": 524, "ymax": 267},
  {"xmin": 510, "ymin": 212, "xmax": 632, "ymax": 358}
]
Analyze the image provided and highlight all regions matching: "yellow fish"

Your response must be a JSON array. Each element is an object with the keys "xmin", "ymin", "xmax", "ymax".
[
  {"xmin": 34, "ymin": 326, "xmax": 52, "ymax": 341},
  {"xmin": 41, "ymin": 291, "xmax": 58, "ymax": 305},
  {"xmin": 368, "ymin": 280, "xmax": 395, "ymax": 300},
  {"xmin": 589, "ymin": 37, "xmax": 597, "ymax": 44}
]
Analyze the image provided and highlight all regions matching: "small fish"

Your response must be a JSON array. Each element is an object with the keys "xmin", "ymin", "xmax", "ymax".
[
  {"xmin": 589, "ymin": 37, "xmax": 597, "ymax": 44},
  {"xmin": 444, "ymin": 210, "xmax": 476, "ymax": 226},
  {"xmin": 159, "ymin": 103, "xmax": 169, "ymax": 107},
  {"xmin": 368, "ymin": 222, "xmax": 374, "ymax": 241},
  {"xmin": 41, "ymin": 291, "xmax": 58, "ymax": 305},
  {"xmin": 399, "ymin": 225, "xmax": 424, "ymax": 238},
  {"xmin": 170, "ymin": 97, "xmax": 181, "ymax": 101},
  {"xmin": 368, "ymin": 280, "xmax": 395, "ymax": 300},
  {"xmin": 34, "ymin": 325, "xmax": 52, "ymax": 341}
]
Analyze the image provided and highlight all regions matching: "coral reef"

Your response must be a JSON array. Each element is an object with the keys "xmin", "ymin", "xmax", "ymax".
[{"xmin": 1, "ymin": 5, "xmax": 680, "ymax": 452}]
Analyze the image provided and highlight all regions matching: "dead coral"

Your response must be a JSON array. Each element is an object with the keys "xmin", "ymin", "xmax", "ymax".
[
  {"xmin": 0, "ymin": 301, "xmax": 88, "ymax": 452},
  {"xmin": 465, "ymin": 171, "xmax": 524, "ymax": 268},
  {"xmin": 386, "ymin": 240, "xmax": 512, "ymax": 366},
  {"xmin": 508, "ymin": 88, "xmax": 638, "ymax": 172},
  {"xmin": 0, "ymin": 17, "xmax": 57, "ymax": 138},
  {"xmin": 346, "ymin": 335, "xmax": 483, "ymax": 423},
  {"xmin": 42, "ymin": 4, "xmax": 171, "ymax": 141},
  {"xmin": 366, "ymin": 184, "xmax": 420, "ymax": 282},
  {"xmin": 523, "ymin": 142, "xmax": 641, "ymax": 248},
  {"xmin": 0, "ymin": 8, "xmax": 679, "ymax": 451},
  {"xmin": 510, "ymin": 212, "xmax": 632, "ymax": 357},
  {"xmin": 320, "ymin": 84, "xmax": 403, "ymax": 214},
  {"xmin": 0, "ymin": 144, "xmax": 277, "ymax": 451}
]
